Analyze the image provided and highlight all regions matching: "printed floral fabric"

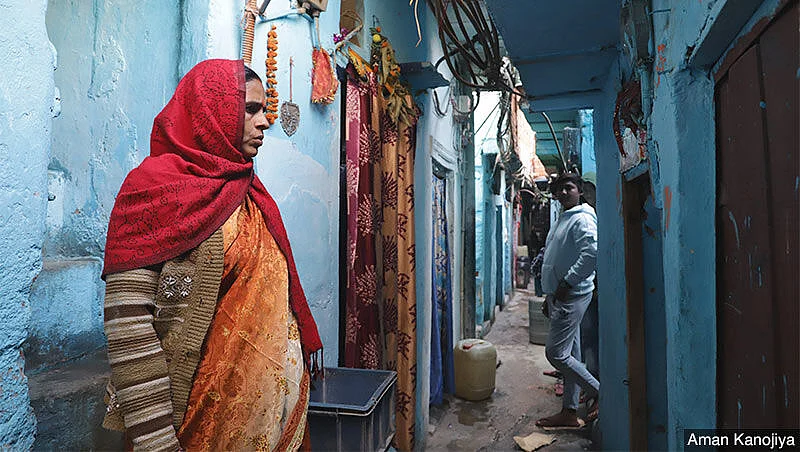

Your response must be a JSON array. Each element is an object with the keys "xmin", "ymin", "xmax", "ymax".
[
  {"xmin": 343, "ymin": 66, "xmax": 418, "ymax": 451},
  {"xmin": 344, "ymin": 69, "xmax": 381, "ymax": 370},
  {"xmin": 177, "ymin": 194, "xmax": 308, "ymax": 451},
  {"xmin": 430, "ymin": 175, "xmax": 455, "ymax": 405}
]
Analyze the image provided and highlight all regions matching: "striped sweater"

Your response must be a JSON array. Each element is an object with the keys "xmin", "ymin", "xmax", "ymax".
[{"xmin": 103, "ymin": 230, "xmax": 224, "ymax": 451}]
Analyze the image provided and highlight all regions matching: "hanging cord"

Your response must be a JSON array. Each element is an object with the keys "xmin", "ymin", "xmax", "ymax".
[
  {"xmin": 450, "ymin": 87, "xmax": 480, "ymax": 117},
  {"xmin": 541, "ymin": 111, "xmax": 567, "ymax": 173},
  {"xmin": 432, "ymin": 84, "xmax": 451, "ymax": 117},
  {"xmin": 410, "ymin": 0, "xmax": 422, "ymax": 46},
  {"xmin": 313, "ymin": 15, "xmax": 321, "ymax": 49},
  {"xmin": 242, "ymin": 0, "xmax": 259, "ymax": 65},
  {"xmin": 473, "ymin": 99, "xmax": 500, "ymax": 136},
  {"xmin": 289, "ymin": 57, "xmax": 293, "ymax": 101},
  {"xmin": 495, "ymin": 95, "xmax": 511, "ymax": 163},
  {"xmin": 432, "ymin": 56, "xmax": 480, "ymax": 117}
]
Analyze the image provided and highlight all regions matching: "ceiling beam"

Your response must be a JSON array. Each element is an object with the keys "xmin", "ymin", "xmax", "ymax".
[
  {"xmin": 513, "ymin": 44, "xmax": 618, "ymax": 65},
  {"xmin": 527, "ymin": 89, "xmax": 604, "ymax": 113},
  {"xmin": 531, "ymin": 121, "xmax": 576, "ymax": 132},
  {"xmin": 529, "ymin": 88, "xmax": 603, "ymax": 101}
]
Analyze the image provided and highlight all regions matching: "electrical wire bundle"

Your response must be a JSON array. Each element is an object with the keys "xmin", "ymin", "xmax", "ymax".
[
  {"xmin": 430, "ymin": 0, "xmax": 569, "ymax": 179},
  {"xmin": 429, "ymin": 0, "xmax": 520, "ymax": 95}
]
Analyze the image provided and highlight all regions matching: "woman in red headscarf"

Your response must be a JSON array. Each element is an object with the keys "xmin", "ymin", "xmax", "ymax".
[{"xmin": 101, "ymin": 59, "xmax": 322, "ymax": 452}]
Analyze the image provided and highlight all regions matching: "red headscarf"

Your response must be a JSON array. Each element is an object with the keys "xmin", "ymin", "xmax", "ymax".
[{"xmin": 103, "ymin": 59, "xmax": 322, "ymax": 365}]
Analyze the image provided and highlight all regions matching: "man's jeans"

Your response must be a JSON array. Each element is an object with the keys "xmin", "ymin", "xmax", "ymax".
[
  {"xmin": 546, "ymin": 292, "xmax": 600, "ymax": 410},
  {"xmin": 580, "ymin": 292, "xmax": 599, "ymax": 379}
]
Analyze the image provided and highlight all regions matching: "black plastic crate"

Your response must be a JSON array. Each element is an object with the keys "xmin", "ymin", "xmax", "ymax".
[{"xmin": 308, "ymin": 367, "xmax": 397, "ymax": 451}]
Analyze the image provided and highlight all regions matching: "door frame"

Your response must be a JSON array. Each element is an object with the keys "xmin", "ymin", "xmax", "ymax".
[{"xmin": 431, "ymin": 137, "xmax": 462, "ymax": 344}]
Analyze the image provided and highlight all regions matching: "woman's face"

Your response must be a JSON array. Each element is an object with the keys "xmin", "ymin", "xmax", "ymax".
[{"xmin": 242, "ymin": 79, "xmax": 268, "ymax": 158}]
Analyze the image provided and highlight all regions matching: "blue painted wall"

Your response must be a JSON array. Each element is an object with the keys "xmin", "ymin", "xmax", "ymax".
[
  {"xmin": 411, "ymin": 12, "xmax": 464, "ymax": 444},
  {"xmin": 0, "ymin": 0, "xmax": 54, "ymax": 447},
  {"xmin": 649, "ymin": 68, "xmax": 717, "ymax": 448},
  {"xmin": 473, "ymin": 91, "xmax": 503, "ymax": 332},
  {"xmin": 472, "ymin": 112, "xmax": 515, "ymax": 332},
  {"xmin": 30, "ymin": 0, "xmax": 345, "ymax": 375},
  {"xmin": 640, "ymin": 2, "xmax": 722, "ymax": 447},
  {"xmin": 495, "ymin": 205, "xmax": 502, "ymax": 309},
  {"xmin": 593, "ymin": 58, "xmax": 630, "ymax": 450},
  {"xmin": 27, "ymin": 0, "xmax": 184, "ymax": 371},
  {"xmin": 612, "ymin": 1, "xmax": 787, "ymax": 448},
  {"xmin": 641, "ymin": 196, "xmax": 668, "ymax": 450}
]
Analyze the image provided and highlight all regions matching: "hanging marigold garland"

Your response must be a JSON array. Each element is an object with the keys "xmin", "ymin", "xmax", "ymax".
[{"xmin": 264, "ymin": 25, "xmax": 279, "ymax": 125}]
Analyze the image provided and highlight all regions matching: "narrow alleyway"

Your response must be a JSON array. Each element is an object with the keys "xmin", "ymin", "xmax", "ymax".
[{"xmin": 426, "ymin": 289, "xmax": 595, "ymax": 451}]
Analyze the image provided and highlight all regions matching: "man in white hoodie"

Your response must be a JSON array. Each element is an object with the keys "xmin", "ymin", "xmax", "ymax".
[{"xmin": 536, "ymin": 173, "xmax": 600, "ymax": 428}]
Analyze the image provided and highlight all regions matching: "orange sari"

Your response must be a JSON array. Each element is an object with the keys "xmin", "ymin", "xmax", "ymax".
[{"xmin": 177, "ymin": 194, "xmax": 308, "ymax": 451}]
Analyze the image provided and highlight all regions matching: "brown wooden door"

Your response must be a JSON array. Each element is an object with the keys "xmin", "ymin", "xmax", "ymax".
[{"xmin": 715, "ymin": 1, "xmax": 799, "ymax": 429}]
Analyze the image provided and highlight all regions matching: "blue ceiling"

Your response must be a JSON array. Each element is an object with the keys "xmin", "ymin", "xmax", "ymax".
[{"xmin": 485, "ymin": 0, "xmax": 621, "ymax": 111}]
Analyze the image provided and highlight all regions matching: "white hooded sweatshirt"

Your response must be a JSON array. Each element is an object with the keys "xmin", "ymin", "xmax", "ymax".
[{"xmin": 541, "ymin": 203, "xmax": 597, "ymax": 296}]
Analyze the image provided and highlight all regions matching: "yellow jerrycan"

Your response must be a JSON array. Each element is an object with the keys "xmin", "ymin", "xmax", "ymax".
[{"xmin": 454, "ymin": 339, "xmax": 497, "ymax": 401}]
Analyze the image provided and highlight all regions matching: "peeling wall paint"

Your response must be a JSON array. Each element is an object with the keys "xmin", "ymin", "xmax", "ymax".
[
  {"xmin": 0, "ymin": 0, "xmax": 54, "ymax": 447},
  {"xmin": 648, "ymin": 21, "xmax": 719, "ymax": 452},
  {"xmin": 25, "ymin": 0, "xmax": 184, "ymax": 369},
  {"xmin": 25, "ymin": 259, "xmax": 105, "ymax": 370}
]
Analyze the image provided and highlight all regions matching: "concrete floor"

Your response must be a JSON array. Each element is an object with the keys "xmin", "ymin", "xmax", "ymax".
[{"xmin": 425, "ymin": 288, "xmax": 595, "ymax": 451}]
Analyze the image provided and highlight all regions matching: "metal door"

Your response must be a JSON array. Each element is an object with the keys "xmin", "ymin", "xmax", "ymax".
[{"xmin": 715, "ymin": 1, "xmax": 798, "ymax": 429}]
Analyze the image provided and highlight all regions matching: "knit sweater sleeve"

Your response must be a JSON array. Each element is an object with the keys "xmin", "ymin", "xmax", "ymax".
[{"xmin": 104, "ymin": 269, "xmax": 181, "ymax": 452}]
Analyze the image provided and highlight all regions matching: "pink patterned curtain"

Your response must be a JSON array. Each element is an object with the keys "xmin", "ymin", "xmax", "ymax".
[{"xmin": 344, "ymin": 69, "xmax": 381, "ymax": 369}]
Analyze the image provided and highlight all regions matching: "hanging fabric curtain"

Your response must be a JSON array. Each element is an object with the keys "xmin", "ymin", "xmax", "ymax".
[
  {"xmin": 430, "ymin": 175, "xmax": 455, "ymax": 405},
  {"xmin": 343, "ymin": 67, "xmax": 381, "ymax": 369},
  {"xmin": 377, "ymin": 81, "xmax": 418, "ymax": 452},
  {"xmin": 343, "ymin": 64, "xmax": 419, "ymax": 451}
]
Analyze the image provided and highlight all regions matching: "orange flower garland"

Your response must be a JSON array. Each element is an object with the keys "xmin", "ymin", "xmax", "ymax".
[{"xmin": 264, "ymin": 25, "xmax": 279, "ymax": 125}]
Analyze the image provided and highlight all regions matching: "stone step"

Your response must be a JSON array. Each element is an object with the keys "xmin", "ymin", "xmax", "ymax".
[
  {"xmin": 25, "ymin": 257, "xmax": 105, "ymax": 372},
  {"xmin": 27, "ymin": 349, "xmax": 123, "ymax": 451}
]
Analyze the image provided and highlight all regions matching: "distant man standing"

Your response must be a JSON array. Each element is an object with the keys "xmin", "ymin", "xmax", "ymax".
[{"xmin": 536, "ymin": 173, "xmax": 599, "ymax": 428}]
